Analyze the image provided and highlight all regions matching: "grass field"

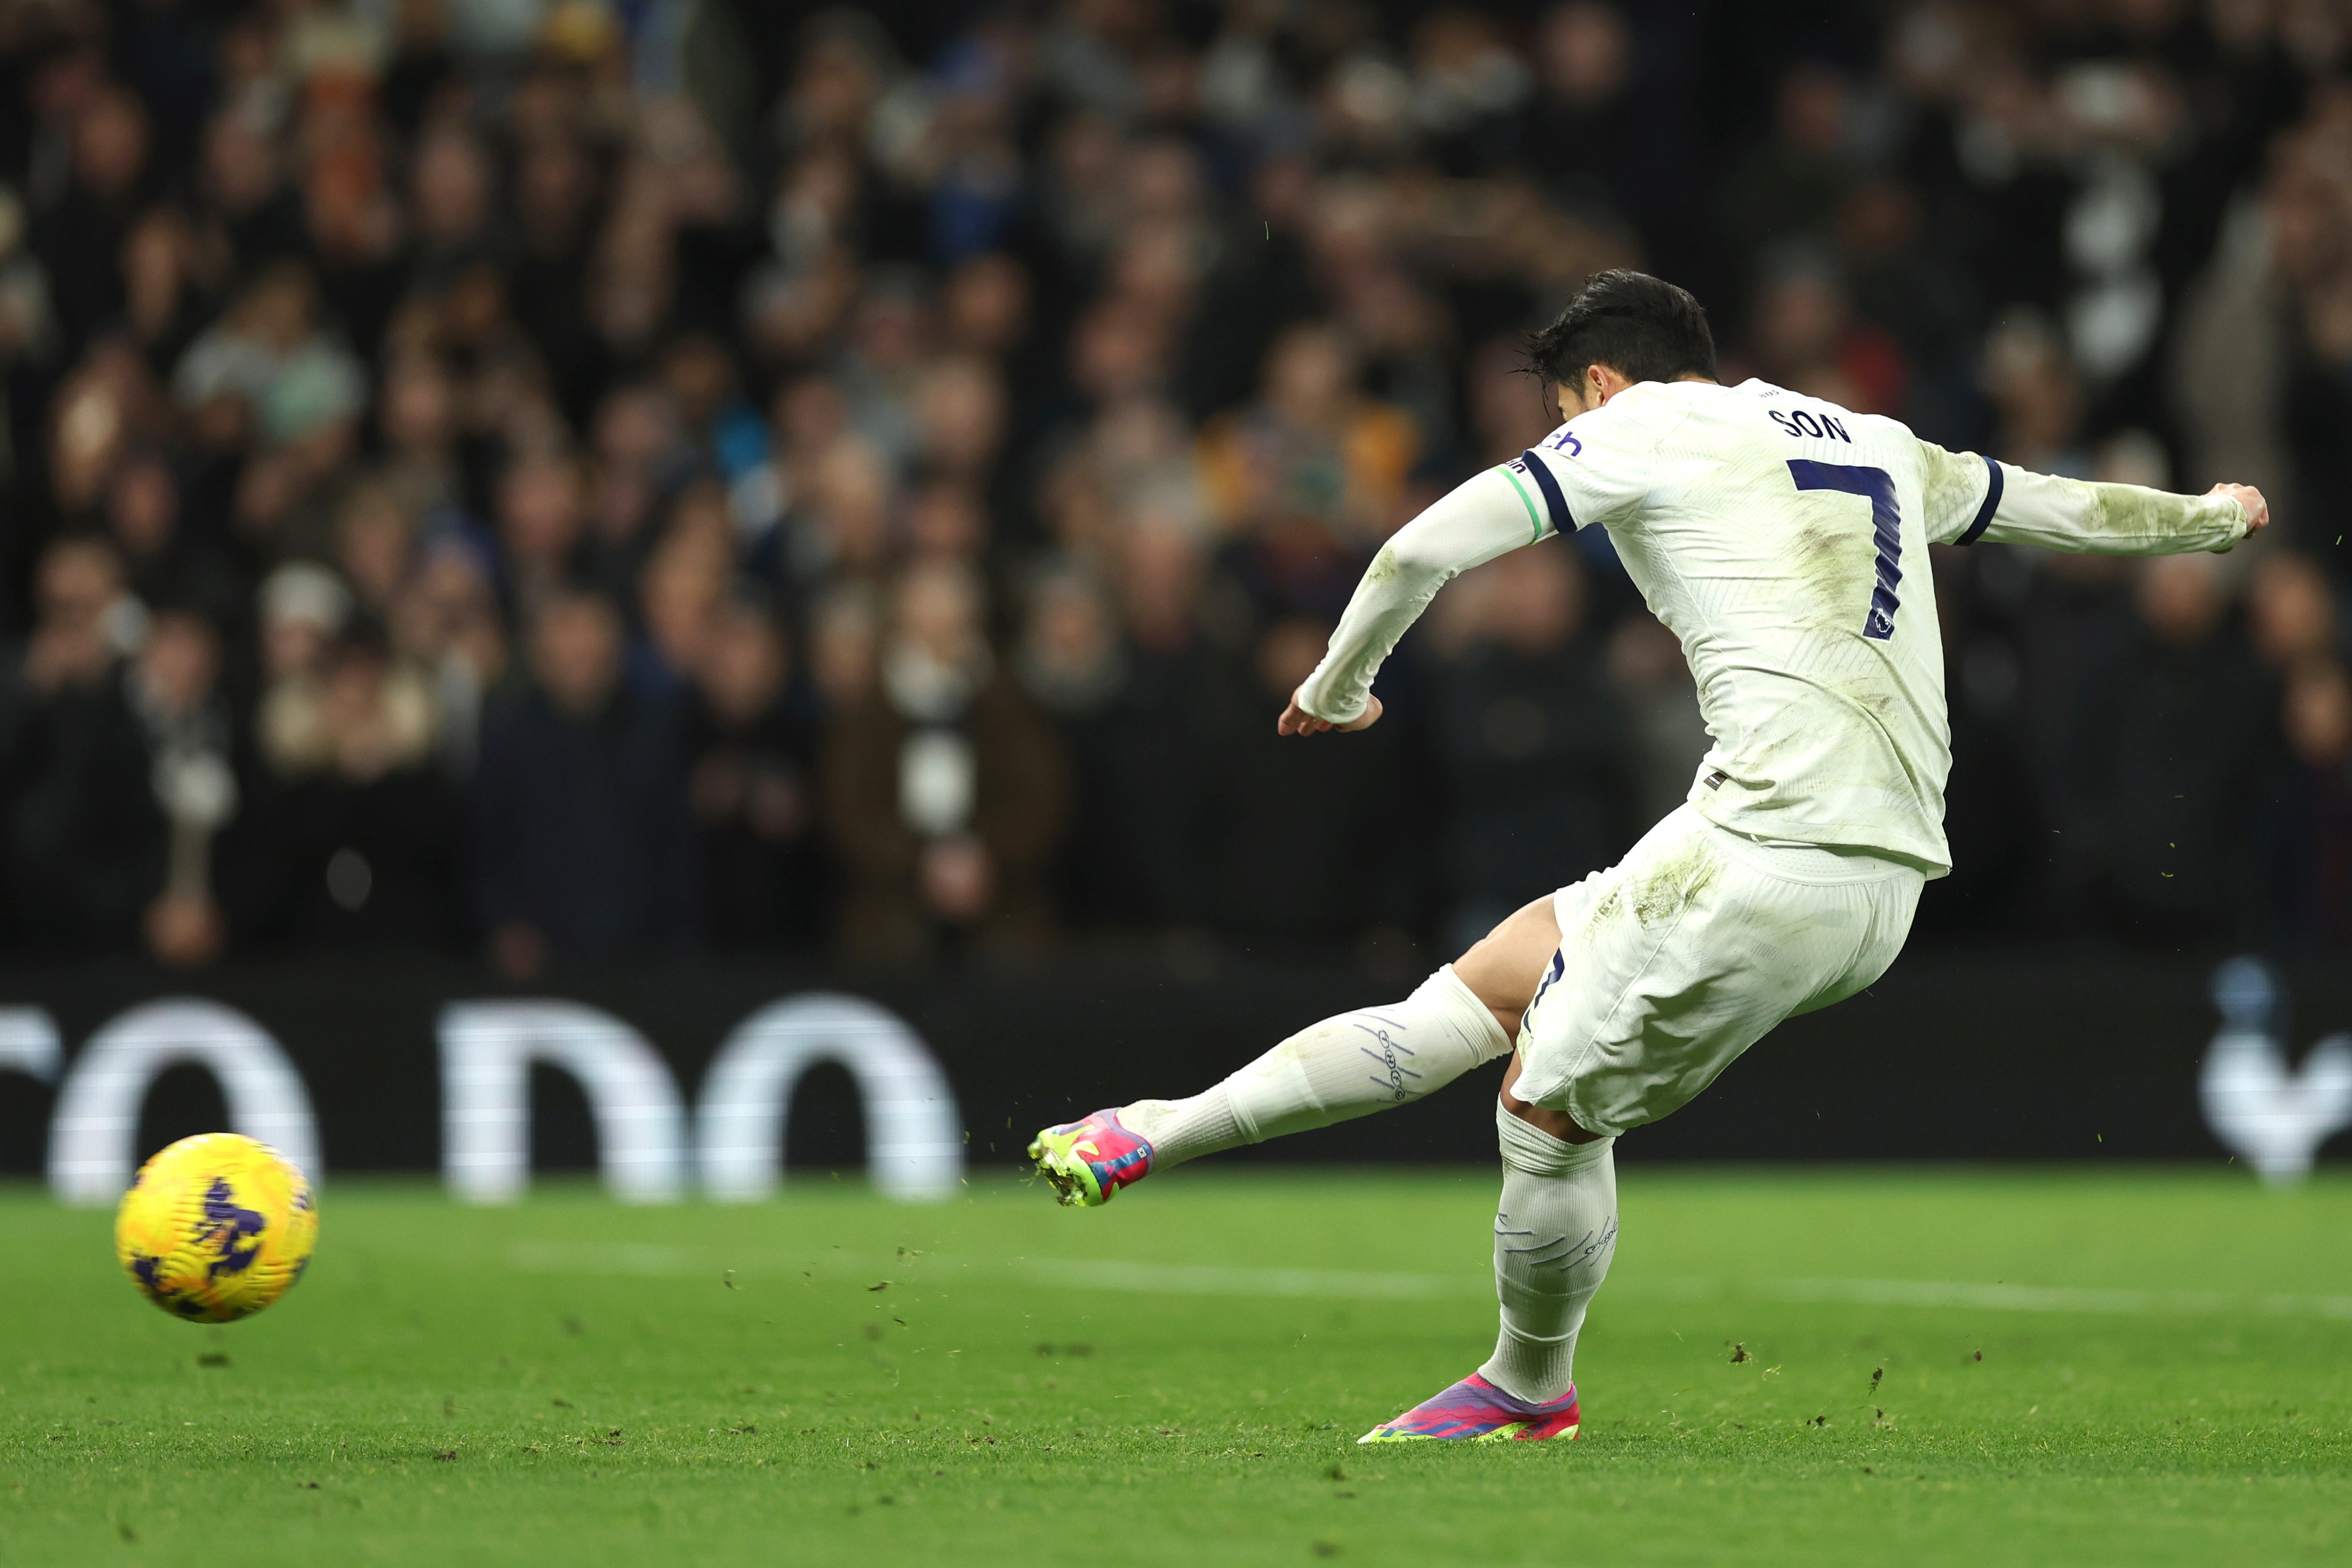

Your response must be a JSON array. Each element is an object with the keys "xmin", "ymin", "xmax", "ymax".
[{"xmin": 5, "ymin": 1166, "xmax": 2349, "ymax": 1566}]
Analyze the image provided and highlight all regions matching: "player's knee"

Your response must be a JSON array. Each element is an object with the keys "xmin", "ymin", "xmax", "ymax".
[
  {"xmin": 1499, "ymin": 1082, "xmax": 1603, "ymax": 1145},
  {"xmin": 1495, "ymin": 1097, "xmax": 1612, "ymax": 1181}
]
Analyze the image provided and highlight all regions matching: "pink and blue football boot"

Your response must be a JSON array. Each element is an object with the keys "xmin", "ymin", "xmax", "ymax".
[
  {"xmin": 1028, "ymin": 1109, "xmax": 1155, "ymax": 1207},
  {"xmin": 1357, "ymin": 1373, "xmax": 1582, "ymax": 1443}
]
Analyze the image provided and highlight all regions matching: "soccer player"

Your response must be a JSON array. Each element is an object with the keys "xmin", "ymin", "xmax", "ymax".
[{"xmin": 1029, "ymin": 271, "xmax": 2268, "ymax": 1443}]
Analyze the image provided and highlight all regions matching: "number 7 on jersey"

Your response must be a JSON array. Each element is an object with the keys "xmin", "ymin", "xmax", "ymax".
[{"xmin": 1786, "ymin": 460, "xmax": 1903, "ymax": 641}]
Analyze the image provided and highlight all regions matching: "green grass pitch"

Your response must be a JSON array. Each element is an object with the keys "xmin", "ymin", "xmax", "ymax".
[{"xmin": 5, "ymin": 1166, "xmax": 2349, "ymax": 1565}]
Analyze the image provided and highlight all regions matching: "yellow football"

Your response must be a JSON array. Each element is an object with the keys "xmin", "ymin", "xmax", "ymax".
[{"xmin": 115, "ymin": 1133, "xmax": 318, "ymax": 1323}]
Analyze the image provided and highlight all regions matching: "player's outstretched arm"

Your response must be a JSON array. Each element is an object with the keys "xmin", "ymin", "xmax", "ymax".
[
  {"xmin": 1924, "ymin": 440, "xmax": 2269, "ymax": 556},
  {"xmin": 1281, "ymin": 466, "xmax": 1543, "ymax": 736}
]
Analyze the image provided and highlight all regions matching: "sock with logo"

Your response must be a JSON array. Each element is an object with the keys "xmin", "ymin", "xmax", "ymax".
[{"xmin": 1478, "ymin": 1103, "xmax": 1617, "ymax": 1404}]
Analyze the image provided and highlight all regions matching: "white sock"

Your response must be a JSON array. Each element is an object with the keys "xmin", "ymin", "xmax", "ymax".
[
  {"xmin": 1119, "ymin": 965, "xmax": 1510, "ymax": 1167},
  {"xmin": 1478, "ymin": 1104, "xmax": 1616, "ymax": 1404}
]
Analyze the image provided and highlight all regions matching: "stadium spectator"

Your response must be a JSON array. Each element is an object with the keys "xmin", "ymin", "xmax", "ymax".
[
  {"xmin": 389, "ymin": 536, "xmax": 506, "ymax": 777},
  {"xmin": 128, "ymin": 605, "xmax": 236, "ymax": 968},
  {"xmin": 1199, "ymin": 323, "xmax": 1420, "ymax": 618},
  {"xmin": 1084, "ymin": 522, "xmax": 1224, "ymax": 934},
  {"xmin": 1193, "ymin": 613, "xmax": 1422, "ymax": 957},
  {"xmin": 172, "ymin": 261, "xmax": 366, "ymax": 465},
  {"xmin": 2247, "ymin": 551, "xmax": 2346, "ymax": 673},
  {"xmin": 256, "ymin": 562, "xmax": 351, "ymax": 760},
  {"xmin": 103, "ymin": 449, "xmax": 235, "ymax": 621},
  {"xmin": 2174, "ymin": 88, "xmax": 2352, "ymax": 579},
  {"xmin": 494, "ymin": 450, "xmax": 587, "ymax": 627},
  {"xmin": 1725, "ymin": 64, "xmax": 1857, "ymax": 286},
  {"xmin": 683, "ymin": 593, "xmax": 827, "ymax": 952},
  {"xmin": 332, "ymin": 478, "xmax": 417, "ymax": 623},
  {"xmin": 824, "ymin": 560, "xmax": 1069, "ymax": 960},
  {"xmin": 2067, "ymin": 554, "xmax": 2275, "ymax": 945},
  {"xmin": 33, "ymin": 83, "xmax": 149, "ymax": 356},
  {"xmin": 244, "ymin": 618, "xmax": 464, "ymax": 952},
  {"xmin": 2264, "ymin": 657, "xmax": 2352, "ymax": 952},
  {"xmin": 1526, "ymin": 2, "xmax": 1701, "ymax": 286},
  {"xmin": 1746, "ymin": 251, "xmax": 1906, "ymax": 417},
  {"xmin": 1017, "ymin": 555, "xmax": 1197, "ymax": 935},
  {"xmin": 4, "ymin": 537, "xmax": 156, "ymax": 951},
  {"xmin": 471, "ymin": 589, "xmax": 694, "ymax": 976}
]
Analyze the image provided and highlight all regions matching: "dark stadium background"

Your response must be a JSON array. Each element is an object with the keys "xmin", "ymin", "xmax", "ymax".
[{"xmin": 0, "ymin": 0, "xmax": 2347, "ymax": 1173}]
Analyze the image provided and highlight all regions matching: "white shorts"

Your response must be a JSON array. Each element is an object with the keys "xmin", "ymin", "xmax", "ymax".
[{"xmin": 1514, "ymin": 805, "xmax": 1924, "ymax": 1137}]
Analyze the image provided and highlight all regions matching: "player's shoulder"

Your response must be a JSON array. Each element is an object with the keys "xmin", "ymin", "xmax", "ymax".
[{"xmin": 1536, "ymin": 378, "xmax": 1711, "ymax": 456}]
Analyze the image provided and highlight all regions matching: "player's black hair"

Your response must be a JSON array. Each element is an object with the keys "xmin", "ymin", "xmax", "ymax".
[{"xmin": 1524, "ymin": 270, "xmax": 1718, "ymax": 398}]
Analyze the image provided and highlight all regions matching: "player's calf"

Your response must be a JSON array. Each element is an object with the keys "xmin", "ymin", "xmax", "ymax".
[
  {"xmin": 1482, "ymin": 1106, "xmax": 1617, "ymax": 1403},
  {"xmin": 1026, "ymin": 965, "xmax": 1514, "ymax": 1207}
]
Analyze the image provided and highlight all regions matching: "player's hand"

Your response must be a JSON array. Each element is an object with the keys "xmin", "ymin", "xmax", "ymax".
[
  {"xmin": 1278, "ymin": 690, "xmax": 1383, "ymax": 736},
  {"xmin": 2206, "ymin": 482, "xmax": 2269, "ymax": 546}
]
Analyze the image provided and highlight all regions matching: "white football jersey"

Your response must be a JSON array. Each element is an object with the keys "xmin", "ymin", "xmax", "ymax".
[{"xmin": 1297, "ymin": 377, "xmax": 2247, "ymax": 874}]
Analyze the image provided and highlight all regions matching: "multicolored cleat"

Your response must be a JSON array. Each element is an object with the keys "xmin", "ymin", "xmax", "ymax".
[
  {"xmin": 1028, "ymin": 1109, "xmax": 1155, "ymax": 1208},
  {"xmin": 1356, "ymin": 1373, "xmax": 1581, "ymax": 1443}
]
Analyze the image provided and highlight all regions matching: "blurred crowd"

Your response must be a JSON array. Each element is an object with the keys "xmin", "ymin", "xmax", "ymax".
[{"xmin": 1, "ymin": 0, "xmax": 2349, "ymax": 978}]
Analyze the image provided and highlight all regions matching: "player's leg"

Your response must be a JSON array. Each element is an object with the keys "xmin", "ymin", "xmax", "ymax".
[
  {"xmin": 1363, "ymin": 809, "xmax": 1924, "ymax": 1441},
  {"xmin": 1481, "ymin": 1063, "xmax": 1615, "ymax": 1403},
  {"xmin": 1029, "ymin": 899, "xmax": 1560, "ymax": 1207},
  {"xmin": 1359, "ymin": 1091, "xmax": 1610, "ymax": 1443},
  {"xmin": 1158, "ymin": 895, "xmax": 1560, "ymax": 1149}
]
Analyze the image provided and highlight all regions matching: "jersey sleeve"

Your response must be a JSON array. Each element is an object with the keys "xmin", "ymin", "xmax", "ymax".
[
  {"xmin": 1291, "ymin": 466, "xmax": 1540, "ymax": 724},
  {"xmin": 1917, "ymin": 438, "xmax": 2248, "ymax": 554}
]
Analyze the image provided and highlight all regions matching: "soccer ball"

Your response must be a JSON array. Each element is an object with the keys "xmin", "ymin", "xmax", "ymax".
[{"xmin": 115, "ymin": 1133, "xmax": 318, "ymax": 1323}]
